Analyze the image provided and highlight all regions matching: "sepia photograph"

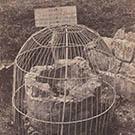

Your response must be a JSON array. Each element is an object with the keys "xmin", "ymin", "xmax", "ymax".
[{"xmin": 0, "ymin": 0, "xmax": 135, "ymax": 135}]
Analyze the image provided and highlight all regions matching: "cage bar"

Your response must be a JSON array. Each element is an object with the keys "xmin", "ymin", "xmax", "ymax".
[{"xmin": 12, "ymin": 24, "xmax": 116, "ymax": 135}]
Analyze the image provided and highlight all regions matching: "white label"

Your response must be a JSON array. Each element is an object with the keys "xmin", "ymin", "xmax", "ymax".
[{"xmin": 34, "ymin": 6, "xmax": 77, "ymax": 27}]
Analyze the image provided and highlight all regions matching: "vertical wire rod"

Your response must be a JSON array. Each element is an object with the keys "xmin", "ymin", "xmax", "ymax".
[{"xmin": 60, "ymin": 25, "xmax": 69, "ymax": 135}]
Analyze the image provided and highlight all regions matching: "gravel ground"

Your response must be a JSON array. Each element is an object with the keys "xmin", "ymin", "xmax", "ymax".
[{"xmin": 0, "ymin": 103, "xmax": 16, "ymax": 135}]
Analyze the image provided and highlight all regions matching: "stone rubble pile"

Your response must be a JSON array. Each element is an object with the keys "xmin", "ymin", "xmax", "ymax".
[
  {"xmin": 24, "ymin": 56, "xmax": 106, "ymax": 135},
  {"xmin": 102, "ymin": 28, "xmax": 135, "ymax": 101},
  {"xmin": 103, "ymin": 27, "xmax": 135, "ymax": 134}
]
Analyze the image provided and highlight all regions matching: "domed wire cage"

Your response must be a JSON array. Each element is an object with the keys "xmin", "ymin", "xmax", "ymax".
[{"xmin": 12, "ymin": 25, "xmax": 116, "ymax": 135}]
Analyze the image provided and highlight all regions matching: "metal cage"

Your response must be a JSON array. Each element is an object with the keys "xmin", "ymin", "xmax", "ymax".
[{"xmin": 12, "ymin": 25, "xmax": 116, "ymax": 135}]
